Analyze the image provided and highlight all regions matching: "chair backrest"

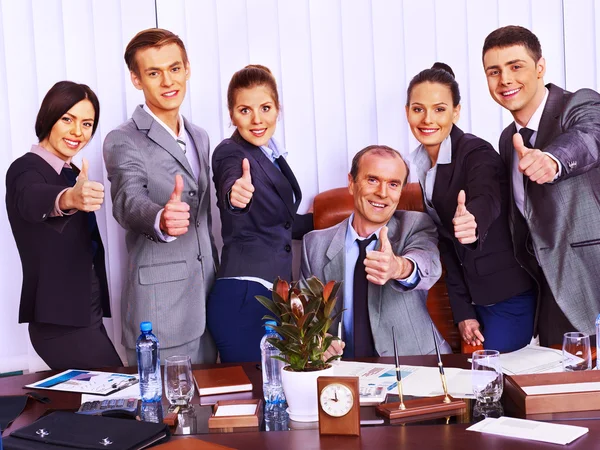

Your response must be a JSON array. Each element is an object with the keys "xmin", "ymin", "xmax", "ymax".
[{"xmin": 312, "ymin": 182, "xmax": 462, "ymax": 353}]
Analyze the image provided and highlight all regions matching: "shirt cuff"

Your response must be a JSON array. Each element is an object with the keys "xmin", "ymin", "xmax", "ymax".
[
  {"xmin": 155, "ymin": 208, "xmax": 177, "ymax": 242},
  {"xmin": 544, "ymin": 152, "xmax": 562, "ymax": 180},
  {"xmin": 51, "ymin": 188, "xmax": 77, "ymax": 217},
  {"xmin": 396, "ymin": 257, "xmax": 420, "ymax": 288}
]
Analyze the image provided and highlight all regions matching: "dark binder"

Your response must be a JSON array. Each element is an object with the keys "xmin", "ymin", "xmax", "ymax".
[{"xmin": 3, "ymin": 411, "xmax": 169, "ymax": 450}]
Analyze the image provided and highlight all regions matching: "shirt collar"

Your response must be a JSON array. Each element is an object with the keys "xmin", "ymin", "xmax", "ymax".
[
  {"xmin": 260, "ymin": 137, "xmax": 288, "ymax": 161},
  {"xmin": 345, "ymin": 213, "xmax": 384, "ymax": 249},
  {"xmin": 515, "ymin": 87, "xmax": 549, "ymax": 133},
  {"xmin": 410, "ymin": 133, "xmax": 452, "ymax": 175},
  {"xmin": 143, "ymin": 104, "xmax": 184, "ymax": 141},
  {"xmin": 30, "ymin": 144, "xmax": 69, "ymax": 174},
  {"xmin": 436, "ymin": 135, "xmax": 452, "ymax": 165}
]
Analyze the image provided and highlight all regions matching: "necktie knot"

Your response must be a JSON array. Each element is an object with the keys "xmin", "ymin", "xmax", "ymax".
[
  {"xmin": 519, "ymin": 127, "xmax": 535, "ymax": 149},
  {"xmin": 356, "ymin": 234, "xmax": 377, "ymax": 256}
]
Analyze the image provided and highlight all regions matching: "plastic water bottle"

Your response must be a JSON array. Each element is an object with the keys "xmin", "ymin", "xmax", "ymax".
[
  {"xmin": 261, "ymin": 321, "xmax": 286, "ymax": 405},
  {"xmin": 136, "ymin": 321, "xmax": 162, "ymax": 402},
  {"xmin": 596, "ymin": 314, "xmax": 600, "ymax": 369}
]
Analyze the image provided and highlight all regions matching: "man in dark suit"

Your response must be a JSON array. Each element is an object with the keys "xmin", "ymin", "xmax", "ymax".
[{"xmin": 482, "ymin": 25, "xmax": 600, "ymax": 345}]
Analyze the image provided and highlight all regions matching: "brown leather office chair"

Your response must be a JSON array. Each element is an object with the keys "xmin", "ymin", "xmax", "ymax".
[{"xmin": 313, "ymin": 183, "xmax": 481, "ymax": 354}]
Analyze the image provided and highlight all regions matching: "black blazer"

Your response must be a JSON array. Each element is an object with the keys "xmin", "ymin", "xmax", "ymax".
[
  {"xmin": 212, "ymin": 131, "xmax": 313, "ymax": 282},
  {"xmin": 5, "ymin": 152, "xmax": 110, "ymax": 326},
  {"xmin": 425, "ymin": 126, "xmax": 533, "ymax": 323}
]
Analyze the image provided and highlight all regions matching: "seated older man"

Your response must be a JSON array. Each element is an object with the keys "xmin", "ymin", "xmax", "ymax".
[{"xmin": 301, "ymin": 145, "xmax": 451, "ymax": 358}]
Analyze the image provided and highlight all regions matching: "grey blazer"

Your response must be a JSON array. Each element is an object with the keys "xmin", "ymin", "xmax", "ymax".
[
  {"xmin": 103, "ymin": 106, "xmax": 218, "ymax": 353},
  {"xmin": 300, "ymin": 211, "xmax": 451, "ymax": 356},
  {"xmin": 499, "ymin": 83, "xmax": 600, "ymax": 335}
]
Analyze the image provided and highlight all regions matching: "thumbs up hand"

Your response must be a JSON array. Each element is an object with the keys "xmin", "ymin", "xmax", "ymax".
[
  {"xmin": 230, "ymin": 158, "xmax": 255, "ymax": 209},
  {"xmin": 452, "ymin": 190, "xmax": 478, "ymax": 244},
  {"xmin": 59, "ymin": 158, "xmax": 105, "ymax": 212},
  {"xmin": 160, "ymin": 174, "xmax": 190, "ymax": 236},
  {"xmin": 364, "ymin": 226, "xmax": 414, "ymax": 285},
  {"xmin": 513, "ymin": 132, "xmax": 558, "ymax": 184}
]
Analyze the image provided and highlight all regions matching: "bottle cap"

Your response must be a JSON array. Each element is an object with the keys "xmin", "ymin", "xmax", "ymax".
[
  {"xmin": 140, "ymin": 321, "xmax": 152, "ymax": 332},
  {"xmin": 265, "ymin": 320, "xmax": 277, "ymax": 332}
]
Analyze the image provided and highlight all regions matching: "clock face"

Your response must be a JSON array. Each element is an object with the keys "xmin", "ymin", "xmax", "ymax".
[{"xmin": 319, "ymin": 383, "xmax": 354, "ymax": 417}]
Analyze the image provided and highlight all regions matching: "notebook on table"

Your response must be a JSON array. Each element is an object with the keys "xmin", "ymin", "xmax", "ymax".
[{"xmin": 193, "ymin": 366, "xmax": 253, "ymax": 397}]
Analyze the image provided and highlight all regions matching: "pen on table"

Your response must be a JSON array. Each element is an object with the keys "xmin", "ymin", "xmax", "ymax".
[
  {"xmin": 392, "ymin": 326, "xmax": 406, "ymax": 410},
  {"xmin": 432, "ymin": 322, "xmax": 451, "ymax": 403}
]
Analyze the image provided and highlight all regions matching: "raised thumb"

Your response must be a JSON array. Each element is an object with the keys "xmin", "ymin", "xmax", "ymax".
[
  {"xmin": 171, "ymin": 174, "xmax": 184, "ymax": 202},
  {"xmin": 241, "ymin": 158, "xmax": 251, "ymax": 182},
  {"xmin": 379, "ymin": 226, "xmax": 390, "ymax": 253},
  {"xmin": 512, "ymin": 133, "xmax": 529, "ymax": 160},
  {"xmin": 79, "ymin": 157, "xmax": 89, "ymax": 180},
  {"xmin": 455, "ymin": 190, "xmax": 467, "ymax": 216}
]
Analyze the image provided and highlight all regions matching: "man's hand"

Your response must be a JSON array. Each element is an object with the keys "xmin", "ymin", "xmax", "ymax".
[
  {"xmin": 230, "ymin": 158, "xmax": 255, "ymax": 208},
  {"xmin": 160, "ymin": 174, "xmax": 190, "ymax": 236},
  {"xmin": 323, "ymin": 334, "xmax": 345, "ymax": 361},
  {"xmin": 365, "ymin": 226, "xmax": 413, "ymax": 285},
  {"xmin": 458, "ymin": 319, "xmax": 485, "ymax": 347},
  {"xmin": 59, "ymin": 158, "xmax": 105, "ymax": 212},
  {"xmin": 452, "ymin": 190, "xmax": 478, "ymax": 244},
  {"xmin": 513, "ymin": 132, "xmax": 558, "ymax": 184}
]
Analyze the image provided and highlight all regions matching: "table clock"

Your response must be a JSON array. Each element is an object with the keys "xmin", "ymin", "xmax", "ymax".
[{"xmin": 317, "ymin": 376, "xmax": 360, "ymax": 436}]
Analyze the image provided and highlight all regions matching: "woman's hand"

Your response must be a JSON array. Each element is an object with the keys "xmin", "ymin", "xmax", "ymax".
[
  {"xmin": 59, "ymin": 158, "xmax": 104, "ymax": 212},
  {"xmin": 230, "ymin": 158, "xmax": 255, "ymax": 208},
  {"xmin": 458, "ymin": 319, "xmax": 485, "ymax": 347}
]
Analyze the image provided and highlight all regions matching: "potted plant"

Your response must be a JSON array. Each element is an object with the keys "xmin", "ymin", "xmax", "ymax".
[{"xmin": 256, "ymin": 276, "xmax": 344, "ymax": 422}]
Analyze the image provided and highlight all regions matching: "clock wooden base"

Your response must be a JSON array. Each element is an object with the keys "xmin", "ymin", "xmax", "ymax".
[
  {"xmin": 376, "ymin": 395, "xmax": 466, "ymax": 421},
  {"xmin": 317, "ymin": 376, "xmax": 361, "ymax": 436}
]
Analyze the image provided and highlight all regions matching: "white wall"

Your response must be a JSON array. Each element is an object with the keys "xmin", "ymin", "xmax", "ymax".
[{"xmin": 0, "ymin": 0, "xmax": 596, "ymax": 372}]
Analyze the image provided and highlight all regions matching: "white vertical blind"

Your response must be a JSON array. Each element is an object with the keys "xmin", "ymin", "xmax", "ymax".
[{"xmin": 1, "ymin": 0, "xmax": 597, "ymax": 372}]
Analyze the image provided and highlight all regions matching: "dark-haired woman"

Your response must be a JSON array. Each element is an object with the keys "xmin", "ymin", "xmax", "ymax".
[
  {"xmin": 407, "ymin": 63, "xmax": 535, "ymax": 352},
  {"xmin": 207, "ymin": 65, "xmax": 313, "ymax": 362},
  {"xmin": 6, "ymin": 81, "xmax": 122, "ymax": 369}
]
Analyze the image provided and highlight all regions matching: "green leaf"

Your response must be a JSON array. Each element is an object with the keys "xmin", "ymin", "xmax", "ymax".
[{"xmin": 255, "ymin": 295, "xmax": 281, "ymax": 319}]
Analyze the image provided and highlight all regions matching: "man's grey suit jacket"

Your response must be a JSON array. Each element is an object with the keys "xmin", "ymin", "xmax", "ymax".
[
  {"xmin": 103, "ymin": 106, "xmax": 218, "ymax": 354},
  {"xmin": 499, "ymin": 83, "xmax": 600, "ymax": 335},
  {"xmin": 301, "ymin": 211, "xmax": 451, "ymax": 356}
]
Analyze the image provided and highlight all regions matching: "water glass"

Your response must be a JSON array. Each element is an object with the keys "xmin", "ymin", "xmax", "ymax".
[
  {"xmin": 164, "ymin": 355, "xmax": 195, "ymax": 406},
  {"xmin": 471, "ymin": 349, "xmax": 503, "ymax": 403},
  {"xmin": 562, "ymin": 332, "xmax": 592, "ymax": 371}
]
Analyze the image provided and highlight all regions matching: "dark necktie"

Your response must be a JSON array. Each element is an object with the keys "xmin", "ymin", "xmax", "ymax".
[
  {"xmin": 519, "ymin": 127, "xmax": 535, "ymax": 149},
  {"xmin": 61, "ymin": 166, "xmax": 99, "ymax": 258},
  {"xmin": 352, "ymin": 234, "xmax": 377, "ymax": 358},
  {"xmin": 275, "ymin": 155, "xmax": 302, "ymax": 209}
]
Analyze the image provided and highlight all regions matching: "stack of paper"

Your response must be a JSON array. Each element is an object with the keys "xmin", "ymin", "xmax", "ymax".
[{"xmin": 499, "ymin": 345, "xmax": 583, "ymax": 375}]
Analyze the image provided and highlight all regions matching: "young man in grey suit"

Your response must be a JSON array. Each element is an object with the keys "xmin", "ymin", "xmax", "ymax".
[
  {"xmin": 301, "ymin": 145, "xmax": 451, "ymax": 358},
  {"xmin": 103, "ymin": 29, "xmax": 218, "ymax": 365},
  {"xmin": 483, "ymin": 26, "xmax": 600, "ymax": 346}
]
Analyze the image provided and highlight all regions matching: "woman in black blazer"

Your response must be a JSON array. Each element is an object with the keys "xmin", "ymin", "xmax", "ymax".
[
  {"xmin": 208, "ymin": 65, "xmax": 313, "ymax": 362},
  {"xmin": 407, "ymin": 63, "xmax": 535, "ymax": 352},
  {"xmin": 6, "ymin": 81, "xmax": 122, "ymax": 369}
]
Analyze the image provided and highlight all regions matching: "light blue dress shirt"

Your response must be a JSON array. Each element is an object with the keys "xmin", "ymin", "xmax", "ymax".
[{"xmin": 341, "ymin": 215, "xmax": 420, "ymax": 346}]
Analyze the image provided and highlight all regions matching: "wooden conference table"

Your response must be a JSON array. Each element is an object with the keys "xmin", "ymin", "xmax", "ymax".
[{"xmin": 1, "ymin": 354, "xmax": 599, "ymax": 449}]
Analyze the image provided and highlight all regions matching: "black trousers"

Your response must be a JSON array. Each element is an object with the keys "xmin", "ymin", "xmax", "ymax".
[{"xmin": 28, "ymin": 267, "xmax": 122, "ymax": 370}]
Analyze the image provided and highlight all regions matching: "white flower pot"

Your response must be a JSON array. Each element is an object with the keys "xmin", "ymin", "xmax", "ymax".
[{"xmin": 281, "ymin": 364, "xmax": 334, "ymax": 422}]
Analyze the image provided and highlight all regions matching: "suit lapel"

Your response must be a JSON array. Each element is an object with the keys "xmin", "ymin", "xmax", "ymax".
[
  {"xmin": 535, "ymin": 83, "xmax": 565, "ymax": 148},
  {"xmin": 184, "ymin": 117, "xmax": 208, "ymax": 190},
  {"xmin": 323, "ymin": 220, "xmax": 348, "ymax": 323},
  {"xmin": 132, "ymin": 106, "xmax": 195, "ymax": 180}
]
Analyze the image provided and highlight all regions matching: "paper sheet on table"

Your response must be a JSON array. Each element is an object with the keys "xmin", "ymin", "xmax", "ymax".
[
  {"xmin": 215, "ymin": 404, "xmax": 257, "ymax": 417},
  {"xmin": 499, "ymin": 345, "xmax": 583, "ymax": 375},
  {"xmin": 81, "ymin": 381, "xmax": 140, "ymax": 404},
  {"xmin": 467, "ymin": 416, "xmax": 588, "ymax": 445},
  {"xmin": 522, "ymin": 381, "xmax": 600, "ymax": 396}
]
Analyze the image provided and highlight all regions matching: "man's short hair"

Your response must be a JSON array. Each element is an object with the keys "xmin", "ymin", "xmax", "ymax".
[
  {"xmin": 124, "ymin": 28, "xmax": 189, "ymax": 76},
  {"xmin": 482, "ymin": 25, "xmax": 542, "ymax": 63},
  {"xmin": 350, "ymin": 145, "xmax": 409, "ymax": 186}
]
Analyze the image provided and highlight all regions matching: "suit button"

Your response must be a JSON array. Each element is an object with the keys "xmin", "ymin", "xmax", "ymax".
[
  {"xmin": 196, "ymin": 221, "xmax": 200, "ymax": 227},
  {"xmin": 197, "ymin": 255, "xmax": 202, "ymax": 261},
  {"xmin": 285, "ymin": 245, "xmax": 291, "ymax": 252},
  {"xmin": 189, "ymin": 191, "xmax": 196, "ymax": 197},
  {"xmin": 284, "ymin": 222, "xmax": 291, "ymax": 229}
]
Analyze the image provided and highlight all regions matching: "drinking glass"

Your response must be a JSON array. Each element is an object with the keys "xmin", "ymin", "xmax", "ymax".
[
  {"xmin": 471, "ymin": 349, "xmax": 503, "ymax": 403},
  {"xmin": 562, "ymin": 332, "xmax": 592, "ymax": 371},
  {"xmin": 164, "ymin": 355, "xmax": 195, "ymax": 406}
]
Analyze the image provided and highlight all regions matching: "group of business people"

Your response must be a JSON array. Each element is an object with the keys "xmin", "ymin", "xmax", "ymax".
[{"xmin": 6, "ymin": 24, "xmax": 600, "ymax": 370}]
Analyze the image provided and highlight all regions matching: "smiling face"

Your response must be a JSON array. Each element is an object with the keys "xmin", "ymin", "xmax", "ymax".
[
  {"xmin": 39, "ymin": 99, "xmax": 95, "ymax": 161},
  {"xmin": 348, "ymin": 151, "xmax": 407, "ymax": 237},
  {"xmin": 130, "ymin": 43, "xmax": 190, "ymax": 122},
  {"xmin": 406, "ymin": 81, "xmax": 460, "ymax": 160},
  {"xmin": 230, "ymin": 85, "xmax": 278, "ymax": 147},
  {"xmin": 483, "ymin": 44, "xmax": 546, "ymax": 126}
]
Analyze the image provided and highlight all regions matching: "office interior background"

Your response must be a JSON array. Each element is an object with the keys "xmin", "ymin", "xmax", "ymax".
[{"xmin": 0, "ymin": 0, "xmax": 598, "ymax": 373}]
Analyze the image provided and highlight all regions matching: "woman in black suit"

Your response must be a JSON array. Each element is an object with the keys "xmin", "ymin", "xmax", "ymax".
[
  {"xmin": 6, "ymin": 81, "xmax": 122, "ymax": 370},
  {"xmin": 407, "ymin": 63, "xmax": 535, "ymax": 352},
  {"xmin": 207, "ymin": 65, "xmax": 313, "ymax": 362}
]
